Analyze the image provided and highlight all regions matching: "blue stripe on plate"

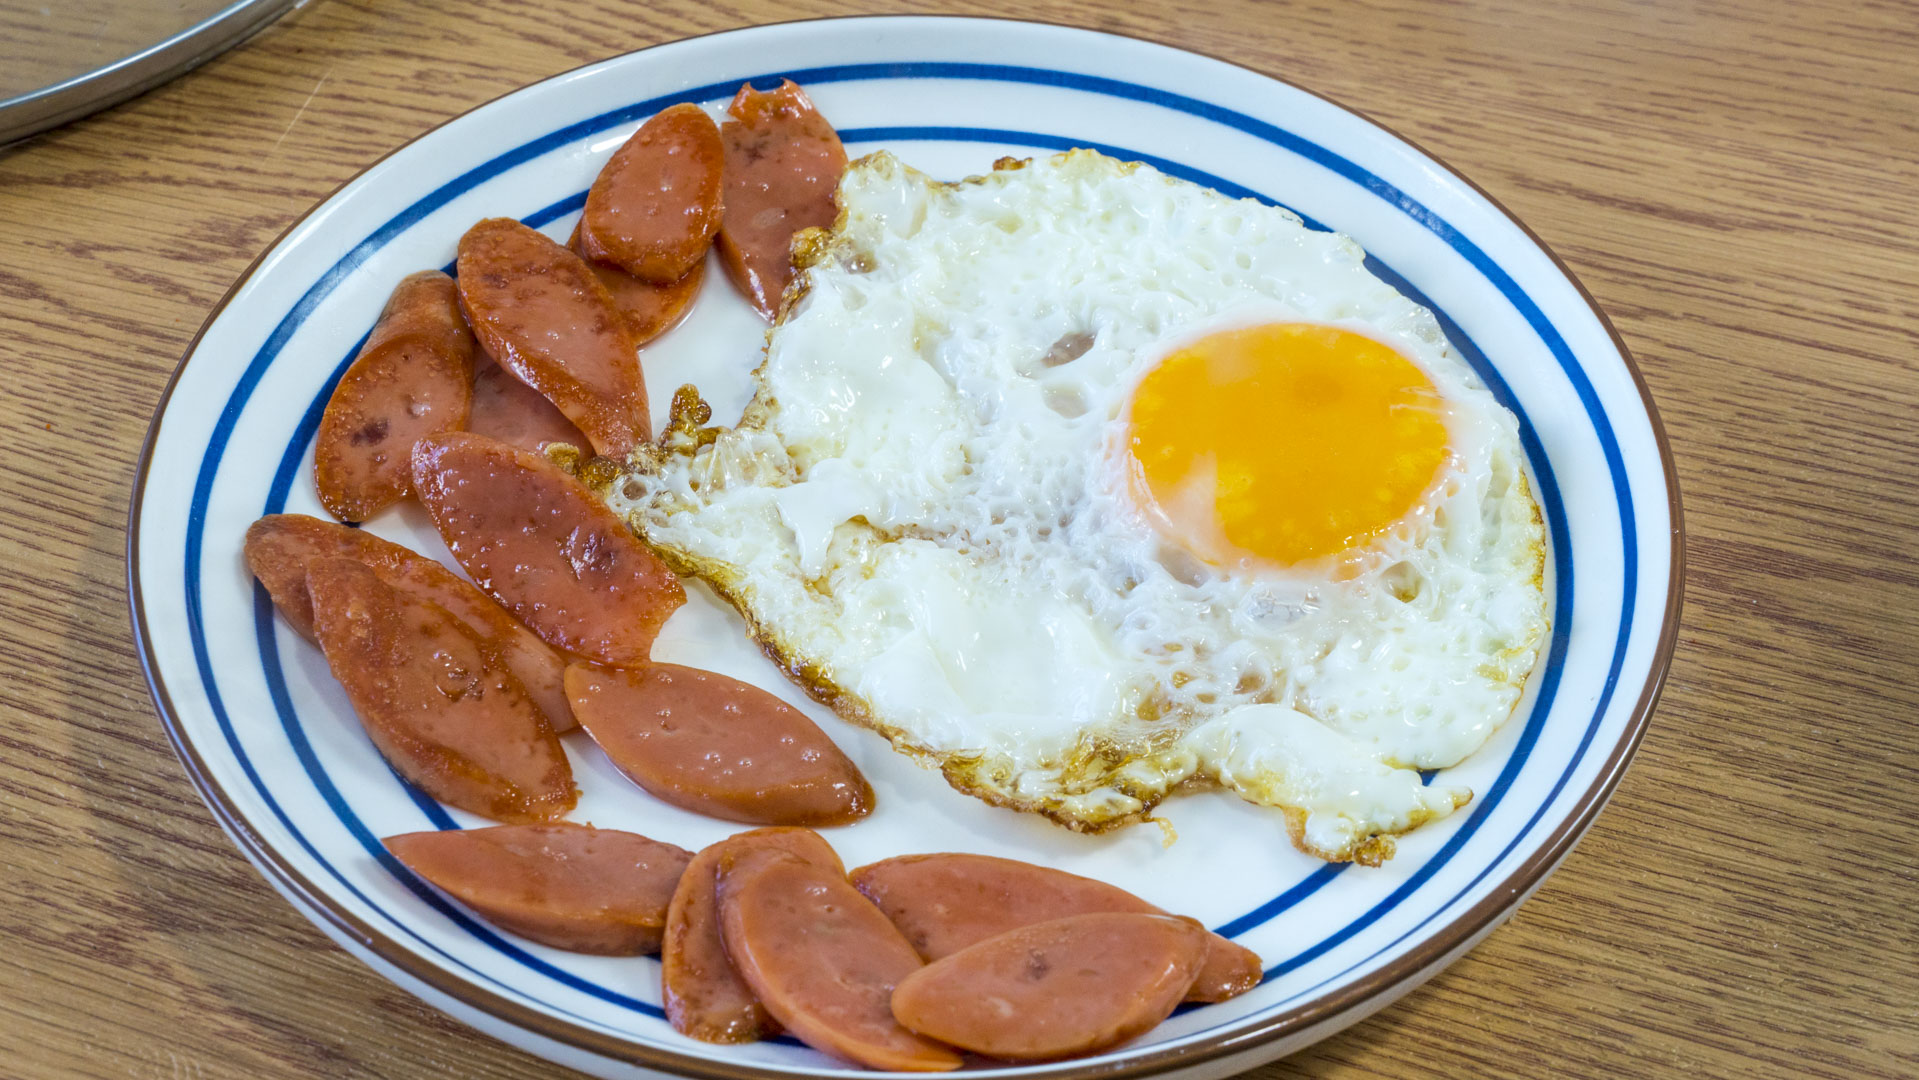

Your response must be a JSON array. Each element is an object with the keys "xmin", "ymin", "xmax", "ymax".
[{"xmin": 181, "ymin": 60, "xmax": 1636, "ymax": 1039}]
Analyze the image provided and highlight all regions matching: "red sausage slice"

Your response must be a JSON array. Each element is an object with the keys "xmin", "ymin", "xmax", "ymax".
[
  {"xmin": 305, "ymin": 557, "xmax": 576, "ymax": 824},
  {"xmin": 596, "ymin": 259, "xmax": 704, "ymax": 346},
  {"xmin": 890, "ymin": 913, "xmax": 1209, "ymax": 1061},
  {"xmin": 243, "ymin": 514, "xmax": 576, "ymax": 734},
  {"xmin": 410, "ymin": 432, "xmax": 685, "ymax": 667},
  {"xmin": 717, "ymin": 850, "xmax": 962, "ymax": 1071},
  {"xmin": 456, "ymin": 217, "xmax": 646, "ymax": 458},
  {"xmin": 716, "ymin": 80, "xmax": 848, "ymax": 319},
  {"xmin": 569, "ymin": 223, "xmax": 705, "ymax": 346},
  {"xmin": 662, "ymin": 828, "xmax": 841, "ymax": 1043},
  {"xmin": 314, "ymin": 270, "xmax": 477, "ymax": 522},
  {"xmin": 385, "ymin": 823, "xmax": 690, "ymax": 955},
  {"xmin": 564, "ymin": 662, "xmax": 872, "ymax": 826},
  {"xmin": 578, "ymin": 103, "xmax": 725, "ymax": 283},
  {"xmin": 468, "ymin": 356, "xmax": 591, "ymax": 455},
  {"xmin": 850, "ymin": 853, "xmax": 1261, "ymax": 1004}
]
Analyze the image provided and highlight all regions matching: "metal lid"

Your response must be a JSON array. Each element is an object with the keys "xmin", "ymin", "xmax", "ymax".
[{"xmin": 0, "ymin": 0, "xmax": 306, "ymax": 146}]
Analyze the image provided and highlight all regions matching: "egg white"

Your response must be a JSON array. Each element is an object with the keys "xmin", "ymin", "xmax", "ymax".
[{"xmin": 613, "ymin": 150, "xmax": 1548, "ymax": 864}]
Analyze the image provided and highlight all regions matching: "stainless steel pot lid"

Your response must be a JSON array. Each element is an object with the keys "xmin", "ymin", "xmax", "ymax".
[{"xmin": 0, "ymin": 0, "xmax": 306, "ymax": 146}]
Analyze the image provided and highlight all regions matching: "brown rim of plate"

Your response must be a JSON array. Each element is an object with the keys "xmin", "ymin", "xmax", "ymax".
[{"xmin": 126, "ymin": 15, "xmax": 1686, "ymax": 1079}]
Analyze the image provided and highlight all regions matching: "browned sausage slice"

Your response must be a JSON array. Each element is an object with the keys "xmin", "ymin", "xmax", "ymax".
[
  {"xmin": 1185, "ymin": 934, "xmax": 1260, "ymax": 1002},
  {"xmin": 662, "ymin": 828, "xmax": 841, "ymax": 1043},
  {"xmin": 717, "ymin": 850, "xmax": 962, "ymax": 1071},
  {"xmin": 456, "ymin": 217, "xmax": 646, "ymax": 458},
  {"xmin": 314, "ymin": 271, "xmax": 477, "ymax": 522},
  {"xmin": 578, "ymin": 104, "xmax": 725, "ymax": 283},
  {"xmin": 306, "ymin": 557, "xmax": 575, "ymax": 823},
  {"xmin": 569, "ymin": 223, "xmax": 705, "ymax": 346},
  {"xmin": 595, "ymin": 259, "xmax": 704, "ymax": 346},
  {"xmin": 410, "ymin": 433, "xmax": 685, "ymax": 667},
  {"xmin": 850, "ymin": 853, "xmax": 1261, "ymax": 1004},
  {"xmin": 564, "ymin": 662, "xmax": 872, "ymax": 826},
  {"xmin": 716, "ymin": 80, "xmax": 847, "ymax": 319},
  {"xmin": 243, "ymin": 514, "xmax": 576, "ymax": 734},
  {"xmin": 384, "ymin": 823, "xmax": 690, "ymax": 954},
  {"xmin": 890, "ymin": 913, "xmax": 1209, "ymax": 1061},
  {"xmin": 468, "ymin": 356, "xmax": 591, "ymax": 454}
]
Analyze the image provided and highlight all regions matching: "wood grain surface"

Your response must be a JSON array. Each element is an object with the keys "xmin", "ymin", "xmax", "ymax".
[{"xmin": 1, "ymin": 0, "xmax": 1914, "ymax": 1078}]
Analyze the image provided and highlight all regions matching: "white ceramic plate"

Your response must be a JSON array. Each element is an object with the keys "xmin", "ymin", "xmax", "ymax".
[{"xmin": 129, "ymin": 16, "xmax": 1682, "ymax": 1080}]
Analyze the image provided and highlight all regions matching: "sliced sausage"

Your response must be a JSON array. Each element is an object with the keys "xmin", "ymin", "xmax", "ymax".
[
  {"xmin": 569, "ymin": 223, "xmax": 704, "ymax": 346},
  {"xmin": 890, "ymin": 913, "xmax": 1209, "ymax": 1061},
  {"xmin": 243, "ymin": 514, "xmax": 576, "ymax": 734},
  {"xmin": 716, "ymin": 80, "xmax": 848, "ymax": 319},
  {"xmin": 314, "ymin": 270, "xmax": 476, "ymax": 522},
  {"xmin": 410, "ymin": 432, "xmax": 685, "ymax": 667},
  {"xmin": 564, "ymin": 662, "xmax": 871, "ymax": 826},
  {"xmin": 468, "ymin": 355, "xmax": 590, "ymax": 454},
  {"xmin": 305, "ymin": 557, "xmax": 575, "ymax": 824},
  {"xmin": 1189, "ymin": 935, "xmax": 1261, "ymax": 1002},
  {"xmin": 850, "ymin": 853, "xmax": 1261, "ymax": 1004},
  {"xmin": 384, "ymin": 823, "xmax": 690, "ymax": 954},
  {"xmin": 716, "ymin": 849, "xmax": 962, "ymax": 1071},
  {"xmin": 662, "ymin": 828, "xmax": 841, "ymax": 1043},
  {"xmin": 455, "ymin": 217, "xmax": 646, "ymax": 458},
  {"xmin": 578, "ymin": 103, "xmax": 725, "ymax": 283}
]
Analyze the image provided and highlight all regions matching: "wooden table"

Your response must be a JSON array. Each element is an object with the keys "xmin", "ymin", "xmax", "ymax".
[{"xmin": 2, "ymin": 1, "xmax": 1913, "ymax": 1077}]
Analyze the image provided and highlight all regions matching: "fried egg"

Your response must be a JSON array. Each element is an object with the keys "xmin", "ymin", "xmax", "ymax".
[{"xmin": 613, "ymin": 150, "xmax": 1548, "ymax": 864}]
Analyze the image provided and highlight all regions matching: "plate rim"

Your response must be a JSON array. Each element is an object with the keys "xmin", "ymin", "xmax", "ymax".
[
  {"xmin": 126, "ymin": 14, "xmax": 1686, "ymax": 1078},
  {"xmin": 0, "ymin": 0, "xmax": 306, "ymax": 146}
]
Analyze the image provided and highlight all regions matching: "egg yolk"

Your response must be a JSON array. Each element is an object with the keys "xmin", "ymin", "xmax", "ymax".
[{"xmin": 1126, "ymin": 323, "xmax": 1449, "ymax": 567}]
